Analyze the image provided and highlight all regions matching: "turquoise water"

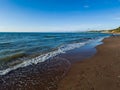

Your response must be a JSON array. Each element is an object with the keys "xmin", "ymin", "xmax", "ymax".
[{"xmin": 0, "ymin": 32, "xmax": 110, "ymax": 75}]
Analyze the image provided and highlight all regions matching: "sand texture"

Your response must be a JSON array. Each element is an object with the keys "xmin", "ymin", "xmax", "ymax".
[{"xmin": 58, "ymin": 36, "xmax": 120, "ymax": 90}]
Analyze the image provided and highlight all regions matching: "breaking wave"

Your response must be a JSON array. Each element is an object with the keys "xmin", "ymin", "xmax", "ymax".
[
  {"xmin": 0, "ymin": 40, "xmax": 91, "ymax": 75},
  {"xmin": 0, "ymin": 35, "xmax": 110, "ymax": 76}
]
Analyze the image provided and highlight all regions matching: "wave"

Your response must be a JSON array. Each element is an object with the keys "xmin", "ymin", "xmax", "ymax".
[
  {"xmin": 44, "ymin": 35, "xmax": 58, "ymax": 39},
  {"xmin": 0, "ymin": 38, "xmax": 100, "ymax": 76},
  {"xmin": 0, "ymin": 53, "xmax": 25, "ymax": 62}
]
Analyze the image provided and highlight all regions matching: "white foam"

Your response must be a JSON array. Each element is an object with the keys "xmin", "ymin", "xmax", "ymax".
[{"xmin": 0, "ymin": 40, "xmax": 91, "ymax": 75}]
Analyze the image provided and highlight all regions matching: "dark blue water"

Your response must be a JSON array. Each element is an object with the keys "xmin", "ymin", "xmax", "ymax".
[{"xmin": 0, "ymin": 32, "xmax": 110, "ymax": 75}]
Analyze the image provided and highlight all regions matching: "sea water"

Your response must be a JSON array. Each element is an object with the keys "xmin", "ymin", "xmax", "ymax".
[{"xmin": 0, "ymin": 32, "xmax": 110, "ymax": 75}]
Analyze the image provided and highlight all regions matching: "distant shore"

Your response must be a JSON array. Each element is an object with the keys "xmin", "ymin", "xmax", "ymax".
[
  {"xmin": 58, "ymin": 36, "xmax": 120, "ymax": 90},
  {"xmin": 88, "ymin": 26, "xmax": 120, "ymax": 34}
]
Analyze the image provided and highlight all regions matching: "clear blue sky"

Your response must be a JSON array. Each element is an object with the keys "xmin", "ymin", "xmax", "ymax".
[{"xmin": 0, "ymin": 0, "xmax": 120, "ymax": 32}]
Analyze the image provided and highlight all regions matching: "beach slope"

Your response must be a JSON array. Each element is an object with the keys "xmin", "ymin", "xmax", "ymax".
[{"xmin": 58, "ymin": 36, "xmax": 120, "ymax": 90}]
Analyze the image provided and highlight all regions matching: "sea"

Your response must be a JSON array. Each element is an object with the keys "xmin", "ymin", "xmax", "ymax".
[{"xmin": 0, "ymin": 32, "xmax": 110, "ymax": 76}]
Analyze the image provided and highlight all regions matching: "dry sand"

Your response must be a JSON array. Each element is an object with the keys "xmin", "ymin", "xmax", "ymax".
[{"xmin": 58, "ymin": 36, "xmax": 120, "ymax": 90}]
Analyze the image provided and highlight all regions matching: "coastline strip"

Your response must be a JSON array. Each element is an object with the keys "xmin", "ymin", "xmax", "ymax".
[{"xmin": 58, "ymin": 36, "xmax": 120, "ymax": 90}]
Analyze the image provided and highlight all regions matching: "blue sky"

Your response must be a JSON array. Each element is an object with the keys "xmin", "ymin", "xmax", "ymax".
[{"xmin": 0, "ymin": 0, "xmax": 120, "ymax": 32}]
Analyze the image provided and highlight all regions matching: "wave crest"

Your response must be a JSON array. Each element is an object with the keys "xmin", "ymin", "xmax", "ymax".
[{"xmin": 0, "ymin": 40, "xmax": 90, "ymax": 75}]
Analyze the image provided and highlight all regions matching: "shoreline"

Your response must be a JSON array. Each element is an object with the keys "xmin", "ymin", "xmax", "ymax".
[
  {"xmin": 0, "ymin": 36, "xmax": 105, "ymax": 90},
  {"xmin": 0, "ymin": 35, "xmax": 104, "ymax": 76},
  {"xmin": 58, "ymin": 36, "xmax": 120, "ymax": 90}
]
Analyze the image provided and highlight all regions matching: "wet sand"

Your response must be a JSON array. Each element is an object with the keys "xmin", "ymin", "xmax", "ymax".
[
  {"xmin": 58, "ymin": 36, "xmax": 120, "ymax": 90},
  {"xmin": 0, "ymin": 57, "xmax": 71, "ymax": 90}
]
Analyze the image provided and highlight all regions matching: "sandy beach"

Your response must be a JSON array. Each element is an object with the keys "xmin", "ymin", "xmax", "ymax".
[
  {"xmin": 1, "ymin": 36, "xmax": 120, "ymax": 90},
  {"xmin": 0, "ymin": 33, "xmax": 108, "ymax": 90},
  {"xmin": 58, "ymin": 36, "xmax": 120, "ymax": 90},
  {"xmin": 1, "ymin": 0, "xmax": 120, "ymax": 90}
]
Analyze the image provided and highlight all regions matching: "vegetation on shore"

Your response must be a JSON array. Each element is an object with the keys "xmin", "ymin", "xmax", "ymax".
[
  {"xmin": 88, "ymin": 27, "xmax": 120, "ymax": 34},
  {"xmin": 108, "ymin": 27, "xmax": 120, "ymax": 33}
]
